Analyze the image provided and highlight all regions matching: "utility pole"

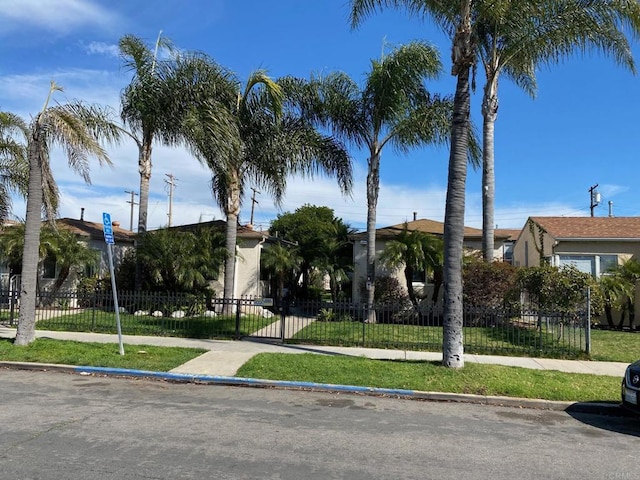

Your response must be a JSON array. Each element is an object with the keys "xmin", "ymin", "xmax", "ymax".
[
  {"xmin": 165, "ymin": 173, "xmax": 177, "ymax": 227},
  {"xmin": 589, "ymin": 184, "xmax": 600, "ymax": 217},
  {"xmin": 125, "ymin": 190, "xmax": 138, "ymax": 231},
  {"xmin": 250, "ymin": 187, "xmax": 260, "ymax": 226}
]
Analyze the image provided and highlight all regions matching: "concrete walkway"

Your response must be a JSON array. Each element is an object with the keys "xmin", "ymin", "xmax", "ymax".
[{"xmin": 0, "ymin": 325, "xmax": 628, "ymax": 377}]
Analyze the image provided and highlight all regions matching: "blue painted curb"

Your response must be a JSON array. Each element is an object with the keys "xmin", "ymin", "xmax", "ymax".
[{"xmin": 73, "ymin": 365, "xmax": 418, "ymax": 396}]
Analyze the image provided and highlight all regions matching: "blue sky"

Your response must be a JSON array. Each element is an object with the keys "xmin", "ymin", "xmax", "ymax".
[{"xmin": 2, "ymin": 0, "xmax": 639, "ymax": 232}]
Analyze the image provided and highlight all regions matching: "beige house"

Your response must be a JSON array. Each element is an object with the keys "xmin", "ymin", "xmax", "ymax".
[
  {"xmin": 349, "ymin": 218, "xmax": 514, "ymax": 303},
  {"xmin": 0, "ymin": 217, "xmax": 136, "ymax": 296},
  {"xmin": 512, "ymin": 216, "xmax": 640, "ymax": 274}
]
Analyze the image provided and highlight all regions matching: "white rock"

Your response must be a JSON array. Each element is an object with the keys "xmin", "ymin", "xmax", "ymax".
[
  {"xmin": 134, "ymin": 310, "xmax": 149, "ymax": 316},
  {"xmin": 203, "ymin": 310, "xmax": 217, "ymax": 318},
  {"xmin": 152, "ymin": 310, "xmax": 163, "ymax": 317},
  {"xmin": 171, "ymin": 310, "xmax": 186, "ymax": 318}
]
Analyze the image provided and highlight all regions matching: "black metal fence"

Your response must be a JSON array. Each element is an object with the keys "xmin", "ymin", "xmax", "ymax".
[{"xmin": 0, "ymin": 290, "xmax": 591, "ymax": 358}]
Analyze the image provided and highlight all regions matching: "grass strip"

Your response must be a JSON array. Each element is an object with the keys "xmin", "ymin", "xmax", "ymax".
[
  {"xmin": 237, "ymin": 353, "xmax": 621, "ymax": 402},
  {"xmin": 0, "ymin": 338, "xmax": 206, "ymax": 372}
]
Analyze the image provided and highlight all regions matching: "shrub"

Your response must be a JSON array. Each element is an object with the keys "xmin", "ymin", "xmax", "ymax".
[{"xmin": 463, "ymin": 260, "xmax": 518, "ymax": 308}]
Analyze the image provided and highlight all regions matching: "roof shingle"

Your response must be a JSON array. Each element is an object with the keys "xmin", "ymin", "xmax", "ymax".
[{"xmin": 530, "ymin": 216, "xmax": 640, "ymax": 239}]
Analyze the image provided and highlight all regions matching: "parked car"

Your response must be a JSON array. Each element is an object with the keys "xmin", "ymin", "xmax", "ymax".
[{"xmin": 621, "ymin": 360, "xmax": 640, "ymax": 413}]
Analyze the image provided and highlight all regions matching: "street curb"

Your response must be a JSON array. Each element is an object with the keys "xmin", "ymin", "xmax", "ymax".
[{"xmin": 0, "ymin": 360, "xmax": 625, "ymax": 416}]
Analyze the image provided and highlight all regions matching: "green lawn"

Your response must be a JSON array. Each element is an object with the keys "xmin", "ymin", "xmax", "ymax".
[
  {"xmin": 237, "ymin": 353, "xmax": 621, "ymax": 402},
  {"xmin": 0, "ymin": 338, "xmax": 206, "ymax": 371},
  {"xmin": 589, "ymin": 329, "xmax": 640, "ymax": 363},
  {"xmin": 34, "ymin": 310, "xmax": 275, "ymax": 339},
  {"xmin": 291, "ymin": 320, "xmax": 585, "ymax": 358}
]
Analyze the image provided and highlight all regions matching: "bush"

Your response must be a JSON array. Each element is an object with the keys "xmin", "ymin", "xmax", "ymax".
[
  {"xmin": 359, "ymin": 276, "xmax": 408, "ymax": 304},
  {"xmin": 517, "ymin": 265, "xmax": 602, "ymax": 316},
  {"xmin": 463, "ymin": 260, "xmax": 519, "ymax": 308}
]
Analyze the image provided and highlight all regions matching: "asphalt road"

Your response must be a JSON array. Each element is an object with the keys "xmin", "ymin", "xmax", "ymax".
[{"xmin": 1, "ymin": 368, "xmax": 638, "ymax": 480}]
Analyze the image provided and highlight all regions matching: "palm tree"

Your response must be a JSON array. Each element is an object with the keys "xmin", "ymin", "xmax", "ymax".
[
  {"xmin": 313, "ymin": 219, "xmax": 355, "ymax": 303},
  {"xmin": 47, "ymin": 229, "xmax": 100, "ymax": 295},
  {"xmin": 379, "ymin": 222, "xmax": 443, "ymax": 307},
  {"xmin": 136, "ymin": 226, "xmax": 227, "ymax": 292},
  {"xmin": 601, "ymin": 259, "xmax": 640, "ymax": 329},
  {"xmin": 0, "ymin": 111, "xmax": 29, "ymax": 222},
  {"xmin": 120, "ymin": 35, "xmax": 239, "ymax": 235},
  {"xmin": 119, "ymin": 34, "xmax": 174, "ymax": 236},
  {"xmin": 351, "ymin": 0, "xmax": 476, "ymax": 367},
  {"xmin": 185, "ymin": 70, "xmax": 352, "ymax": 312},
  {"xmin": 475, "ymin": 1, "xmax": 640, "ymax": 261},
  {"xmin": 261, "ymin": 243, "xmax": 303, "ymax": 302},
  {"xmin": 14, "ymin": 81, "xmax": 120, "ymax": 346},
  {"xmin": 303, "ymin": 40, "xmax": 459, "ymax": 322}
]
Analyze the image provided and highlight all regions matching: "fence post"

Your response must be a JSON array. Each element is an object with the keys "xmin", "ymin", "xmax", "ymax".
[
  {"xmin": 91, "ymin": 288, "xmax": 97, "ymax": 331},
  {"xmin": 585, "ymin": 287, "xmax": 591, "ymax": 355},
  {"xmin": 279, "ymin": 299, "xmax": 287, "ymax": 342},
  {"xmin": 235, "ymin": 298, "xmax": 241, "ymax": 339},
  {"xmin": 9, "ymin": 290, "xmax": 17, "ymax": 326}
]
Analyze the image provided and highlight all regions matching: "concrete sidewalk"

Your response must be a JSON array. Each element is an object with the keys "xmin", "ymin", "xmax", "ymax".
[{"xmin": 0, "ymin": 325, "xmax": 628, "ymax": 377}]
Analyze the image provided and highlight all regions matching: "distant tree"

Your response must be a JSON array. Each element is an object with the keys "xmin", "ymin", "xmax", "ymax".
[
  {"xmin": 270, "ymin": 205, "xmax": 345, "ymax": 297},
  {"xmin": 15, "ymin": 81, "xmax": 120, "ymax": 346}
]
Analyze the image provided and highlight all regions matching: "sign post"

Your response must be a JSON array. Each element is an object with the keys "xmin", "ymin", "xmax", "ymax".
[{"xmin": 103, "ymin": 212, "xmax": 124, "ymax": 356}]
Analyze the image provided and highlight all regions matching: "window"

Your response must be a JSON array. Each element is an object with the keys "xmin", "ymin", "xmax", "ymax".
[
  {"xmin": 599, "ymin": 255, "xmax": 618, "ymax": 274},
  {"xmin": 558, "ymin": 255, "xmax": 595, "ymax": 275},
  {"xmin": 557, "ymin": 254, "xmax": 618, "ymax": 277},
  {"xmin": 42, "ymin": 255, "xmax": 56, "ymax": 279}
]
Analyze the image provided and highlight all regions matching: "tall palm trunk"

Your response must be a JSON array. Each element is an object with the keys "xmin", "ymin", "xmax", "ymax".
[
  {"xmin": 365, "ymin": 148, "xmax": 380, "ymax": 323},
  {"xmin": 442, "ymin": 0, "xmax": 474, "ymax": 369},
  {"xmin": 481, "ymin": 73, "xmax": 498, "ymax": 262},
  {"xmin": 15, "ymin": 126, "xmax": 44, "ymax": 345},
  {"xmin": 134, "ymin": 136, "xmax": 152, "ymax": 290},
  {"xmin": 223, "ymin": 176, "xmax": 241, "ymax": 315},
  {"xmin": 137, "ymin": 139, "xmax": 153, "ymax": 234}
]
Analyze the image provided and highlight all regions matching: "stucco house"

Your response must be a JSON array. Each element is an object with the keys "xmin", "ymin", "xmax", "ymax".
[
  {"xmin": 0, "ymin": 216, "xmax": 136, "ymax": 296},
  {"xmin": 349, "ymin": 218, "xmax": 514, "ymax": 303},
  {"xmin": 512, "ymin": 216, "xmax": 640, "ymax": 274}
]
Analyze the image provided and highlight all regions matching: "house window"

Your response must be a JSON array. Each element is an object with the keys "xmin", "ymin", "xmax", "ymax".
[
  {"xmin": 599, "ymin": 255, "xmax": 618, "ymax": 274},
  {"xmin": 558, "ymin": 255, "xmax": 594, "ymax": 275},
  {"xmin": 42, "ymin": 255, "xmax": 56, "ymax": 279},
  {"xmin": 557, "ymin": 254, "xmax": 618, "ymax": 277}
]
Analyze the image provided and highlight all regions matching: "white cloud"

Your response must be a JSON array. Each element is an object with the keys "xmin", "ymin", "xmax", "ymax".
[
  {"xmin": 0, "ymin": 0, "xmax": 121, "ymax": 35},
  {"xmin": 84, "ymin": 41, "xmax": 120, "ymax": 58},
  {"xmin": 599, "ymin": 184, "xmax": 629, "ymax": 198}
]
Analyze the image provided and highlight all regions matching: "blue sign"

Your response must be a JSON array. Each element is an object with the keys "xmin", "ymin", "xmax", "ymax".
[{"xmin": 102, "ymin": 212, "xmax": 114, "ymax": 244}]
